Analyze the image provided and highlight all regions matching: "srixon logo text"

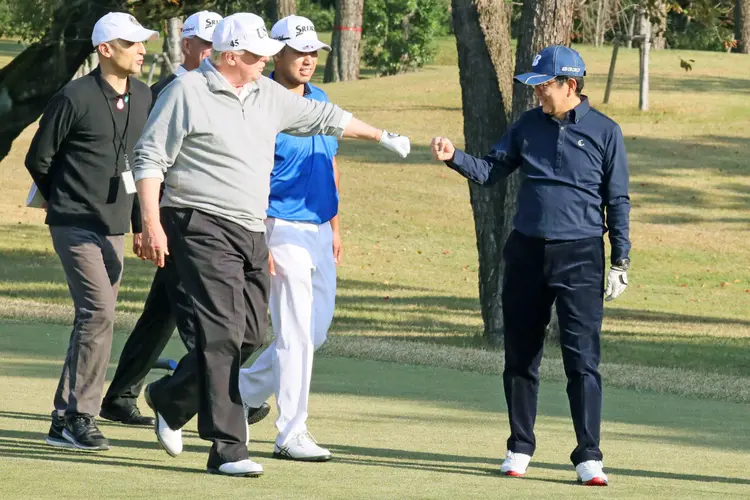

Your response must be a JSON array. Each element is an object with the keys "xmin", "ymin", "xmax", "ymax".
[{"xmin": 295, "ymin": 24, "xmax": 316, "ymax": 37}]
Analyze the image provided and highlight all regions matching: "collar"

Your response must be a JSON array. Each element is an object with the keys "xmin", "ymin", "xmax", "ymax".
[
  {"xmin": 270, "ymin": 71, "xmax": 312, "ymax": 96},
  {"xmin": 569, "ymin": 96, "xmax": 591, "ymax": 123},
  {"xmin": 200, "ymin": 59, "xmax": 259, "ymax": 96},
  {"xmin": 175, "ymin": 65, "xmax": 188, "ymax": 76},
  {"xmin": 92, "ymin": 66, "xmax": 132, "ymax": 98}
]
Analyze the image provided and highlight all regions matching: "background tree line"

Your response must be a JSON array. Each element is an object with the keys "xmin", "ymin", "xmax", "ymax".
[{"xmin": 0, "ymin": 0, "xmax": 746, "ymax": 346}]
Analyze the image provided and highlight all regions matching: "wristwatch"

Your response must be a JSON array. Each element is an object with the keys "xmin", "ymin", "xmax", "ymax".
[{"xmin": 613, "ymin": 258, "xmax": 630, "ymax": 270}]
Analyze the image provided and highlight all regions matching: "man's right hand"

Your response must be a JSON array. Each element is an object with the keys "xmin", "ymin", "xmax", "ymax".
[
  {"xmin": 430, "ymin": 137, "xmax": 455, "ymax": 162},
  {"xmin": 142, "ymin": 222, "xmax": 169, "ymax": 268},
  {"xmin": 379, "ymin": 131, "xmax": 411, "ymax": 158}
]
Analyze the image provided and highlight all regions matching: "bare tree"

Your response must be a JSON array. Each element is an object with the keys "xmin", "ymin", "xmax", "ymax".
[
  {"xmin": 324, "ymin": 0, "xmax": 363, "ymax": 83},
  {"xmin": 637, "ymin": 3, "xmax": 651, "ymax": 110},
  {"xmin": 161, "ymin": 17, "xmax": 183, "ymax": 77},
  {"xmin": 651, "ymin": 0, "xmax": 667, "ymax": 49}
]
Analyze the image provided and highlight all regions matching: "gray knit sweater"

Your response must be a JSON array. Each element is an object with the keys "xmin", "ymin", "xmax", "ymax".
[{"xmin": 133, "ymin": 58, "xmax": 349, "ymax": 232}]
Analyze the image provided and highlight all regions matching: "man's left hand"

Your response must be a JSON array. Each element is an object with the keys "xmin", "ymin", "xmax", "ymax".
[
  {"xmin": 605, "ymin": 267, "xmax": 628, "ymax": 301},
  {"xmin": 332, "ymin": 229, "xmax": 343, "ymax": 265}
]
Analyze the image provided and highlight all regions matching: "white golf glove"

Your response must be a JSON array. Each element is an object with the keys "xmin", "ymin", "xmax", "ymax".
[
  {"xmin": 379, "ymin": 130, "xmax": 411, "ymax": 158},
  {"xmin": 604, "ymin": 266, "xmax": 628, "ymax": 302}
]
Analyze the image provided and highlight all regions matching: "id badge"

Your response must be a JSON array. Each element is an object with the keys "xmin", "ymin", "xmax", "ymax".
[{"xmin": 121, "ymin": 170, "xmax": 137, "ymax": 194}]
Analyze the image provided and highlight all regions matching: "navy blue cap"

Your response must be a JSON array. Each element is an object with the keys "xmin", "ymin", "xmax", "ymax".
[{"xmin": 514, "ymin": 45, "xmax": 586, "ymax": 86}]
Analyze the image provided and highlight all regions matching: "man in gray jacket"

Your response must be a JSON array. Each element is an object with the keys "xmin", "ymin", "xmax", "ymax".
[{"xmin": 133, "ymin": 13, "xmax": 410, "ymax": 477}]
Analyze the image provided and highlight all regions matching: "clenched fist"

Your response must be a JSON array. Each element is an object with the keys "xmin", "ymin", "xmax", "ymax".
[{"xmin": 430, "ymin": 136, "xmax": 456, "ymax": 162}]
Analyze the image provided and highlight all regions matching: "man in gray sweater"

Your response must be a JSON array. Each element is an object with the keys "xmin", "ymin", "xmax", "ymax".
[{"xmin": 132, "ymin": 13, "xmax": 410, "ymax": 477}]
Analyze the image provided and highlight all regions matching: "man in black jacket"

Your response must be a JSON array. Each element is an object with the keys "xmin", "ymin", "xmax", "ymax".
[{"xmin": 25, "ymin": 12, "xmax": 158, "ymax": 451}]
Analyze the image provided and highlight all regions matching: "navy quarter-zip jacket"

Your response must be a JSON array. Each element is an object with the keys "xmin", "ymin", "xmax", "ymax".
[{"xmin": 446, "ymin": 97, "xmax": 630, "ymax": 264}]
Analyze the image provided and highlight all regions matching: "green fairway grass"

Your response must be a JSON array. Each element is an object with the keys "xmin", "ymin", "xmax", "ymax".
[
  {"xmin": 1, "ymin": 322, "xmax": 749, "ymax": 499},
  {"xmin": 1, "ymin": 35, "xmax": 749, "ymax": 498}
]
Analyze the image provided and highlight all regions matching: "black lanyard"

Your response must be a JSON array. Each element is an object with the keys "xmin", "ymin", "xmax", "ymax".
[{"xmin": 98, "ymin": 81, "xmax": 132, "ymax": 175}]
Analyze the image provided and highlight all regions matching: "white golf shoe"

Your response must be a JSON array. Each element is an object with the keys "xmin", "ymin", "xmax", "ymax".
[
  {"xmin": 500, "ymin": 450, "xmax": 531, "ymax": 477},
  {"xmin": 208, "ymin": 459, "xmax": 264, "ymax": 477},
  {"xmin": 576, "ymin": 460, "xmax": 609, "ymax": 486},
  {"xmin": 273, "ymin": 431, "xmax": 332, "ymax": 462},
  {"xmin": 144, "ymin": 384, "xmax": 182, "ymax": 457}
]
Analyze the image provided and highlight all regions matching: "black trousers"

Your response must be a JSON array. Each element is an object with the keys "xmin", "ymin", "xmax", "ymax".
[
  {"xmin": 502, "ymin": 230, "xmax": 605, "ymax": 466},
  {"xmin": 149, "ymin": 207, "xmax": 269, "ymax": 468},
  {"xmin": 102, "ymin": 259, "xmax": 196, "ymax": 411}
]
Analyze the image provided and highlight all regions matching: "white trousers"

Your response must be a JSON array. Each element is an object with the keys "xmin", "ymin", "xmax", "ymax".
[{"xmin": 239, "ymin": 218, "xmax": 336, "ymax": 446}]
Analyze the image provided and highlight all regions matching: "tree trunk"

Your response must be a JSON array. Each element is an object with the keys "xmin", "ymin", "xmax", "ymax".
[
  {"xmin": 161, "ymin": 17, "xmax": 183, "ymax": 77},
  {"xmin": 507, "ymin": 0, "xmax": 575, "ymax": 344},
  {"xmin": 737, "ymin": 0, "xmax": 750, "ymax": 54},
  {"xmin": 0, "ymin": 0, "xmax": 122, "ymax": 163},
  {"xmin": 451, "ymin": 0, "xmax": 514, "ymax": 346},
  {"xmin": 603, "ymin": 40, "xmax": 619, "ymax": 104},
  {"xmin": 627, "ymin": 11, "xmax": 635, "ymax": 48},
  {"xmin": 651, "ymin": 0, "xmax": 667, "ymax": 49},
  {"xmin": 638, "ymin": 4, "xmax": 650, "ymax": 110},
  {"xmin": 594, "ymin": 0, "xmax": 605, "ymax": 47},
  {"xmin": 272, "ymin": 0, "xmax": 297, "ymax": 23},
  {"xmin": 324, "ymin": 0, "xmax": 363, "ymax": 83}
]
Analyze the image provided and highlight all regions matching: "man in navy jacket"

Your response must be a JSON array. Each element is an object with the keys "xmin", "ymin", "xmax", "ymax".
[{"xmin": 431, "ymin": 45, "xmax": 630, "ymax": 487}]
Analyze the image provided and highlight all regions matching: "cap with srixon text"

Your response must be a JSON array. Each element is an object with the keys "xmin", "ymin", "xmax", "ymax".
[
  {"xmin": 181, "ymin": 11, "xmax": 223, "ymax": 42},
  {"xmin": 271, "ymin": 15, "xmax": 331, "ymax": 52}
]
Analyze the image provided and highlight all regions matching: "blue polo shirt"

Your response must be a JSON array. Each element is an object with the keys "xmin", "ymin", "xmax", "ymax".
[
  {"xmin": 266, "ymin": 78, "xmax": 339, "ymax": 224},
  {"xmin": 447, "ymin": 97, "xmax": 630, "ymax": 264}
]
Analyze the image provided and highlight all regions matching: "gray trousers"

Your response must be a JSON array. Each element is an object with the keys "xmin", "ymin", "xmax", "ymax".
[{"xmin": 50, "ymin": 226, "xmax": 124, "ymax": 417}]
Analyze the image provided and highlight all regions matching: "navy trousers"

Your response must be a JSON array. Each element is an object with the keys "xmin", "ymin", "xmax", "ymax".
[{"xmin": 502, "ymin": 230, "xmax": 605, "ymax": 466}]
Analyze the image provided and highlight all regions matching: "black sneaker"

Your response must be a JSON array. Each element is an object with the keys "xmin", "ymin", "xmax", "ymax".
[
  {"xmin": 100, "ymin": 404, "xmax": 155, "ymax": 426},
  {"xmin": 244, "ymin": 402, "xmax": 271, "ymax": 425},
  {"xmin": 45, "ymin": 412, "xmax": 74, "ymax": 448},
  {"xmin": 62, "ymin": 413, "xmax": 109, "ymax": 451}
]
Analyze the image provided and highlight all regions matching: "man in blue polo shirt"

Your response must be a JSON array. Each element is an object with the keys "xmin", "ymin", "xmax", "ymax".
[
  {"xmin": 430, "ymin": 45, "xmax": 630, "ymax": 486},
  {"xmin": 238, "ymin": 15, "xmax": 339, "ymax": 462}
]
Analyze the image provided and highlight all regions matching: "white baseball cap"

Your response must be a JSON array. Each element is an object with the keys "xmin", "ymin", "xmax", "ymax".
[
  {"xmin": 271, "ymin": 15, "xmax": 331, "ymax": 52},
  {"xmin": 212, "ymin": 13, "xmax": 284, "ymax": 57},
  {"xmin": 181, "ymin": 11, "xmax": 223, "ymax": 41},
  {"xmin": 92, "ymin": 12, "xmax": 159, "ymax": 47}
]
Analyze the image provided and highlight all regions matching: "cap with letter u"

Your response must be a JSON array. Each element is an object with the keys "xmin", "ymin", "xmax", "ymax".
[
  {"xmin": 514, "ymin": 45, "xmax": 586, "ymax": 86},
  {"xmin": 91, "ymin": 12, "xmax": 159, "ymax": 47},
  {"xmin": 212, "ymin": 13, "xmax": 285, "ymax": 57},
  {"xmin": 181, "ymin": 11, "xmax": 223, "ymax": 42},
  {"xmin": 271, "ymin": 15, "xmax": 331, "ymax": 52}
]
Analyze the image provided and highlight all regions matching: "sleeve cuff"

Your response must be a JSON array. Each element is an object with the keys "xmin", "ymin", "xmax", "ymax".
[
  {"xmin": 445, "ymin": 149, "xmax": 465, "ymax": 171},
  {"xmin": 335, "ymin": 111, "xmax": 353, "ymax": 139},
  {"xmin": 134, "ymin": 168, "xmax": 164, "ymax": 182}
]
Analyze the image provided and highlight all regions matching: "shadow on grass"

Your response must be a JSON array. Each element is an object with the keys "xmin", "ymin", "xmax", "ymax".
[
  {"xmin": 336, "ymin": 140, "xmax": 436, "ymax": 166},
  {"xmin": 606, "ymin": 307, "xmax": 750, "ymax": 327},
  {"xmin": 532, "ymin": 460, "xmax": 750, "ymax": 486},
  {"xmin": 602, "ymin": 330, "xmax": 750, "ymax": 377},
  {"xmin": 0, "ymin": 427, "xmax": 209, "ymax": 455},
  {"xmin": 590, "ymin": 75, "xmax": 750, "ymax": 94}
]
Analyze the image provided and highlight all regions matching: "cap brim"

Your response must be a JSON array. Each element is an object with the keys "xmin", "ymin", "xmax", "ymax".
[
  {"xmin": 120, "ymin": 27, "xmax": 160, "ymax": 43},
  {"xmin": 286, "ymin": 39, "xmax": 331, "ymax": 52},
  {"xmin": 514, "ymin": 72, "xmax": 555, "ymax": 86},
  {"xmin": 247, "ymin": 38, "xmax": 285, "ymax": 57}
]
